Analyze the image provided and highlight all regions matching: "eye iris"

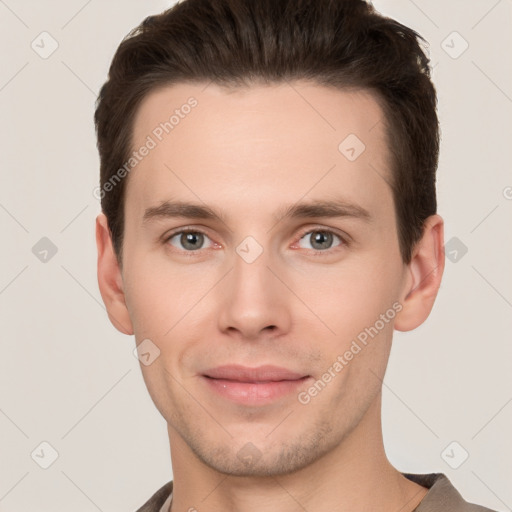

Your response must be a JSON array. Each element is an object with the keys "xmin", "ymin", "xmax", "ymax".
[
  {"xmin": 181, "ymin": 232, "xmax": 203, "ymax": 250},
  {"xmin": 311, "ymin": 231, "xmax": 333, "ymax": 250}
]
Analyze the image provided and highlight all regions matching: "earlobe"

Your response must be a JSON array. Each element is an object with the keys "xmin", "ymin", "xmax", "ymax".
[
  {"xmin": 95, "ymin": 213, "xmax": 134, "ymax": 335},
  {"xmin": 394, "ymin": 214, "xmax": 445, "ymax": 332}
]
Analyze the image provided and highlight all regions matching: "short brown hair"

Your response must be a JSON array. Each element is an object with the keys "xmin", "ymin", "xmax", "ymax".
[{"xmin": 94, "ymin": 0, "xmax": 439, "ymax": 266}]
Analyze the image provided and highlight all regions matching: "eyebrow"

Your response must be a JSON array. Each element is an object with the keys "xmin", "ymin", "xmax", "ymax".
[{"xmin": 142, "ymin": 198, "xmax": 372, "ymax": 226}]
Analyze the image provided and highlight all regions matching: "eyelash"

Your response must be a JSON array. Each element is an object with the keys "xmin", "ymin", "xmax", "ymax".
[{"xmin": 162, "ymin": 226, "xmax": 349, "ymax": 256}]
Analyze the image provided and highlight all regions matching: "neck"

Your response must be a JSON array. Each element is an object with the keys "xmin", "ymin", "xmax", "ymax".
[{"xmin": 167, "ymin": 393, "xmax": 428, "ymax": 512}]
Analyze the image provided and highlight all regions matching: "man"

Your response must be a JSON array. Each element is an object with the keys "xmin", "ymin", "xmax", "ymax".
[{"xmin": 94, "ymin": 0, "xmax": 497, "ymax": 511}]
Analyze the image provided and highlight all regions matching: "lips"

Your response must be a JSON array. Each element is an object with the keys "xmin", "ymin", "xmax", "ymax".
[
  {"xmin": 201, "ymin": 365, "xmax": 311, "ymax": 405},
  {"xmin": 202, "ymin": 364, "xmax": 307, "ymax": 382}
]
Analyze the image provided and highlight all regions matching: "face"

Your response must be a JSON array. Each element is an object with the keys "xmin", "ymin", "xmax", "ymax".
[{"xmin": 118, "ymin": 81, "xmax": 411, "ymax": 476}]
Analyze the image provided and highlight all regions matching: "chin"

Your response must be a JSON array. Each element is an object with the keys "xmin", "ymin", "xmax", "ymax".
[{"xmin": 188, "ymin": 431, "xmax": 336, "ymax": 478}]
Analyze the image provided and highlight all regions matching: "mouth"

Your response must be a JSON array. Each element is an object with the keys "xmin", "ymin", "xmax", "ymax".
[{"xmin": 201, "ymin": 365, "xmax": 312, "ymax": 405}]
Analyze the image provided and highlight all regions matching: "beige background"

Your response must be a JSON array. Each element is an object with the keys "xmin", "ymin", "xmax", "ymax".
[{"xmin": 0, "ymin": 0, "xmax": 511, "ymax": 510}]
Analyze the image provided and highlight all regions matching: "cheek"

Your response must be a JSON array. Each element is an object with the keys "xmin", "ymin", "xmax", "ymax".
[
  {"xmin": 308, "ymin": 258, "xmax": 400, "ymax": 343},
  {"xmin": 122, "ymin": 249, "xmax": 203, "ymax": 336}
]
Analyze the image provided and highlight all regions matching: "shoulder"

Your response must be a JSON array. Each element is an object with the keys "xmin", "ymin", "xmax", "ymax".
[
  {"xmin": 134, "ymin": 480, "xmax": 173, "ymax": 512},
  {"xmin": 403, "ymin": 473, "xmax": 499, "ymax": 512}
]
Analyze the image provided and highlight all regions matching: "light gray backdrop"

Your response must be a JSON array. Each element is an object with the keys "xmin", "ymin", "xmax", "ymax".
[{"xmin": 0, "ymin": 0, "xmax": 511, "ymax": 510}]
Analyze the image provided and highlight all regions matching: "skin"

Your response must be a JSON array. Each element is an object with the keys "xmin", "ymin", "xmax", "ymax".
[{"xmin": 96, "ymin": 81, "xmax": 445, "ymax": 512}]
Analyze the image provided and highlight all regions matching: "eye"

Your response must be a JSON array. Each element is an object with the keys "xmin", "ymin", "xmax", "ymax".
[
  {"xmin": 165, "ymin": 229, "xmax": 214, "ymax": 252},
  {"xmin": 296, "ymin": 229, "xmax": 345, "ymax": 252},
  {"xmin": 163, "ymin": 227, "xmax": 347, "ymax": 254}
]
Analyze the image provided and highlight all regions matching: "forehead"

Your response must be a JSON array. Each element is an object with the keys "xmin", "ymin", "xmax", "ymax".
[
  {"xmin": 132, "ymin": 80, "xmax": 386, "ymax": 150},
  {"xmin": 127, "ymin": 81, "xmax": 392, "ymax": 220}
]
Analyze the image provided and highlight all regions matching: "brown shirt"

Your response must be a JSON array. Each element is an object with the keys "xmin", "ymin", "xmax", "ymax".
[{"xmin": 135, "ymin": 473, "xmax": 498, "ymax": 512}]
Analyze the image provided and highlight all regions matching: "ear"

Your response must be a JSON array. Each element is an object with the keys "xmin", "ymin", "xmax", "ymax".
[
  {"xmin": 394, "ymin": 214, "xmax": 445, "ymax": 332},
  {"xmin": 96, "ymin": 213, "xmax": 133, "ymax": 335}
]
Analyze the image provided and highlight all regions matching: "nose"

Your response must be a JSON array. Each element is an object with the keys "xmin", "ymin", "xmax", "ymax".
[{"xmin": 216, "ymin": 242, "xmax": 292, "ymax": 341}]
